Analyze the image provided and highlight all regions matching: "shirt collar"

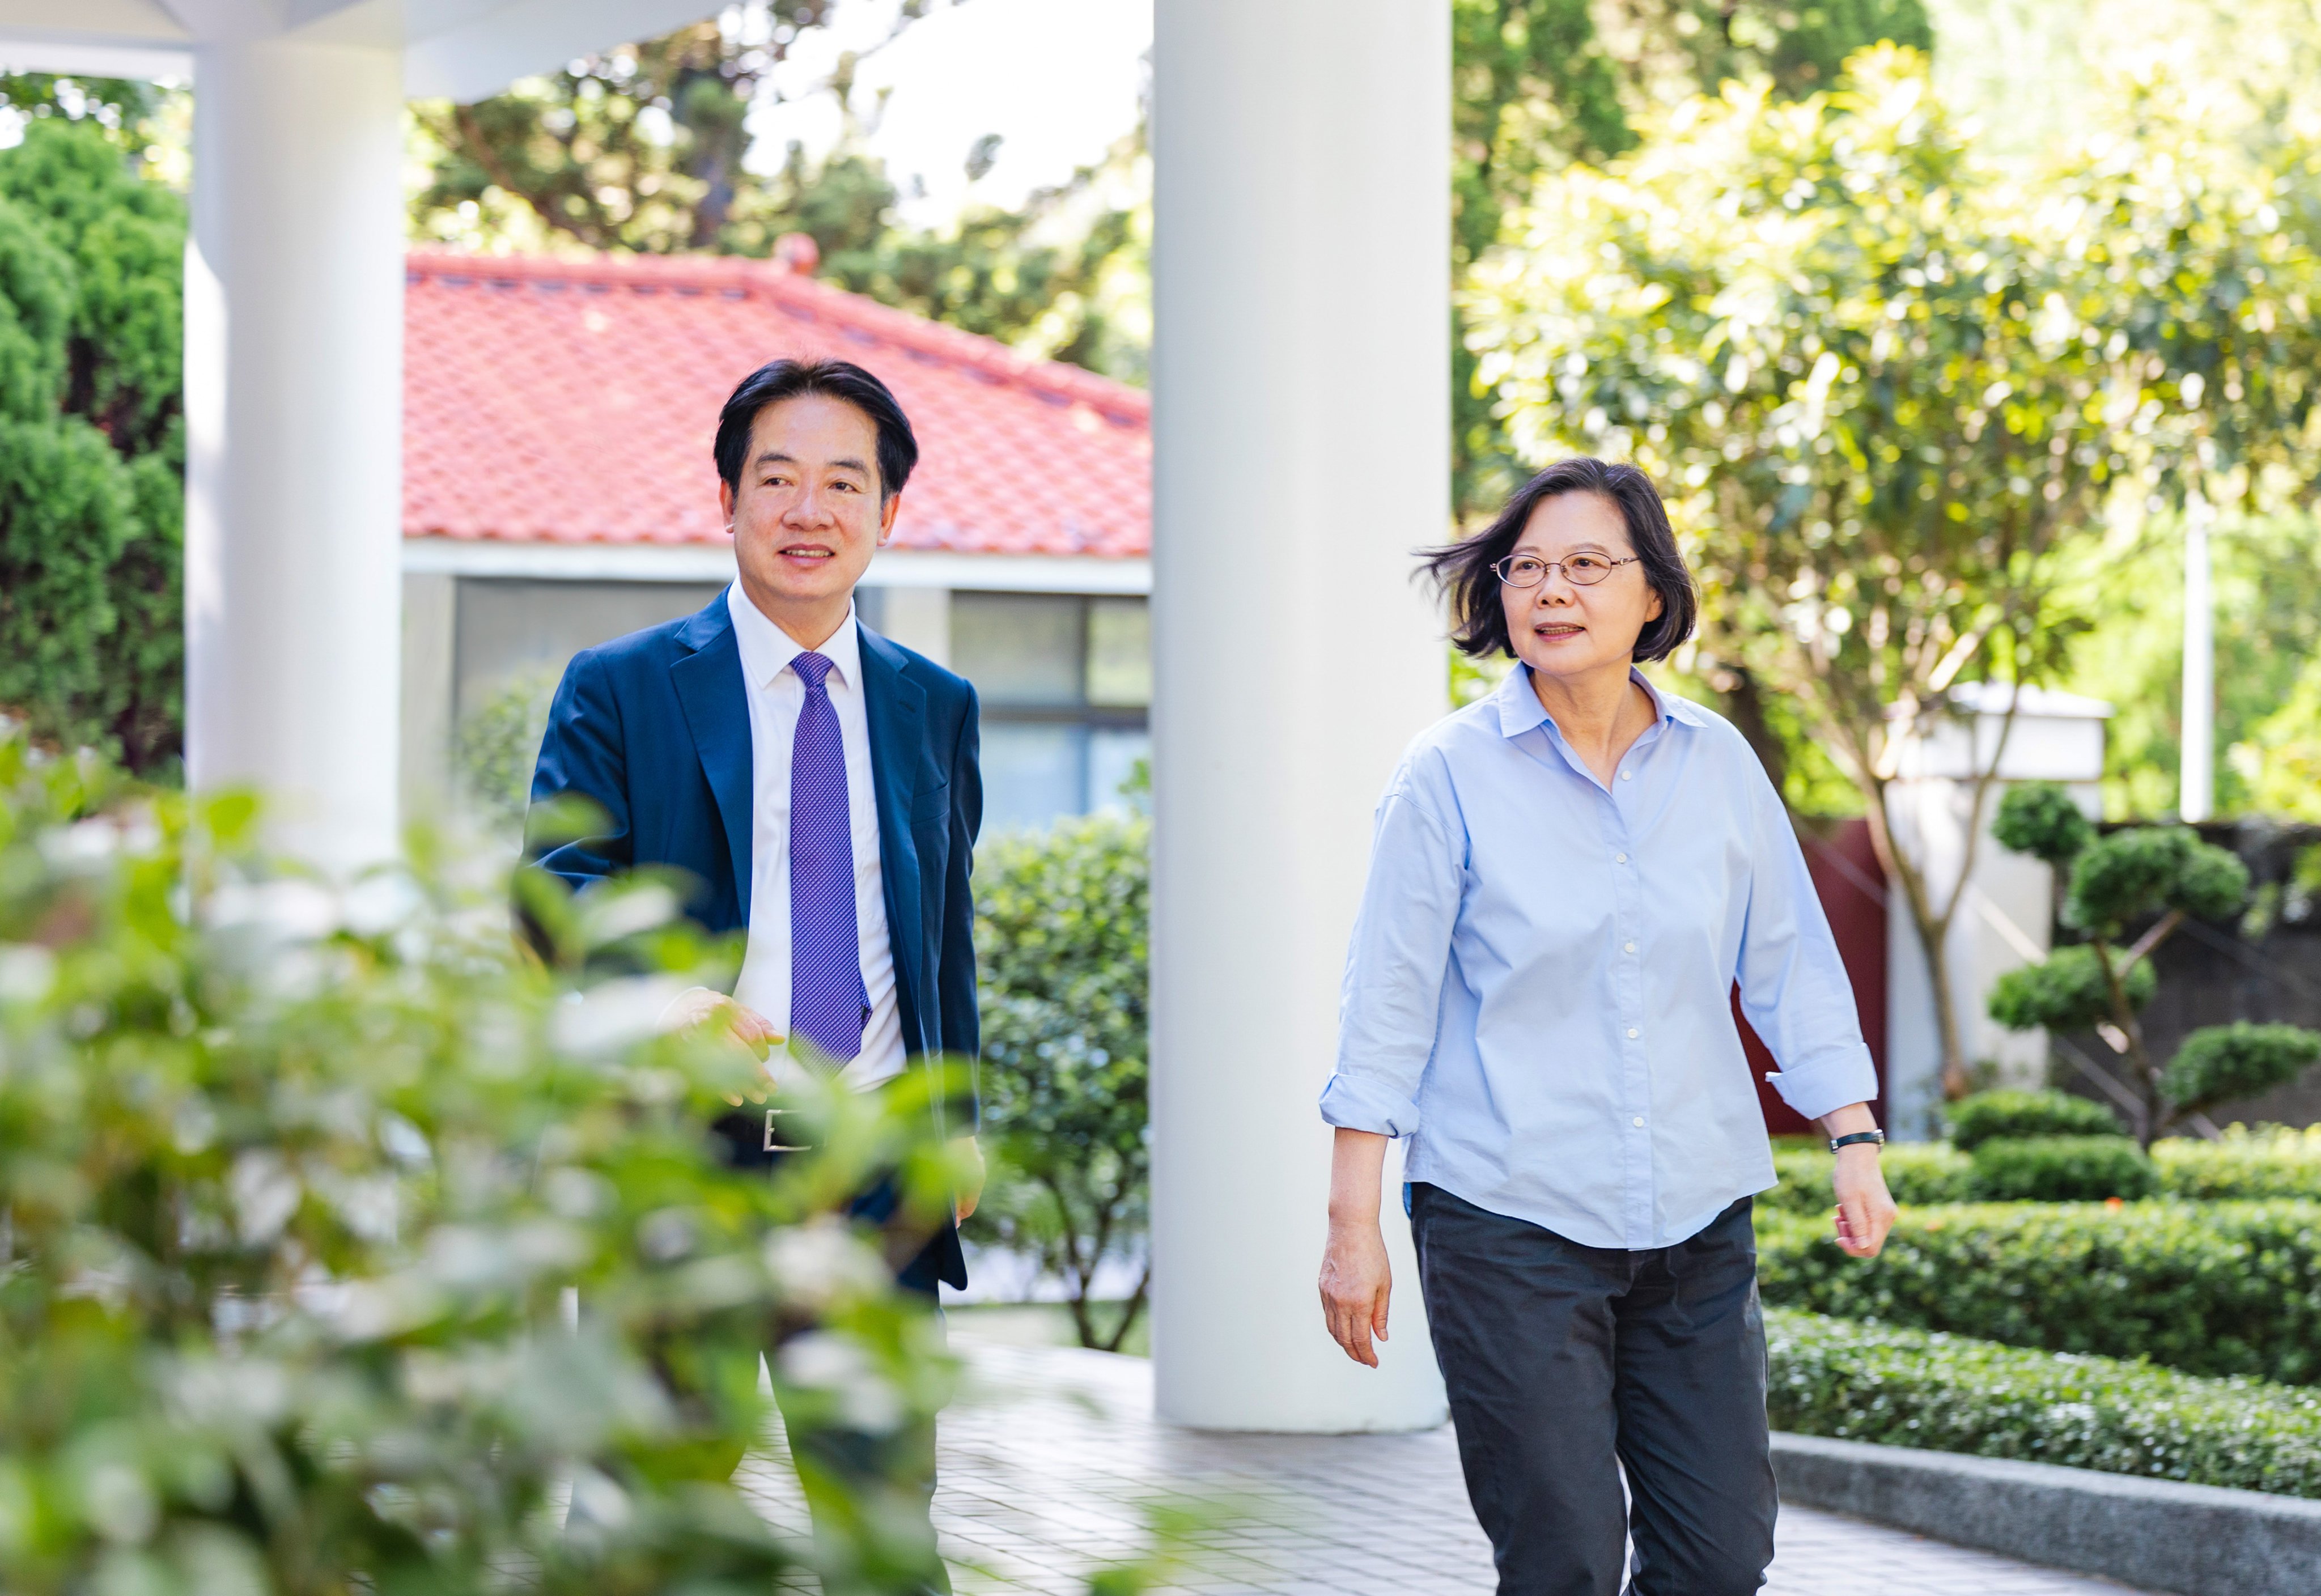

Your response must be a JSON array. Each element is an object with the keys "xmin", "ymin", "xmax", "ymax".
[
  {"xmin": 1492, "ymin": 662, "xmax": 1707, "ymax": 741},
  {"xmin": 726, "ymin": 582, "xmax": 861, "ymax": 693}
]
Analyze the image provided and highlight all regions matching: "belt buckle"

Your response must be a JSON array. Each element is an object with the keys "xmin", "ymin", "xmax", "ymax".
[{"xmin": 763, "ymin": 1106, "xmax": 813, "ymax": 1153}]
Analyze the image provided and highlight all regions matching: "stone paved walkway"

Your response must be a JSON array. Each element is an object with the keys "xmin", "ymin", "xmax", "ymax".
[{"xmin": 738, "ymin": 1336, "xmax": 2156, "ymax": 1595}]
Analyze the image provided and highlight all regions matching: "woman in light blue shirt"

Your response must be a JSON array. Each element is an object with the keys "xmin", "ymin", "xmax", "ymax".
[{"xmin": 1317, "ymin": 458, "xmax": 1895, "ymax": 1596}]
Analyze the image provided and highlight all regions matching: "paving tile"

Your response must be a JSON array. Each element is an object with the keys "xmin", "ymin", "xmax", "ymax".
[{"xmin": 732, "ymin": 1335, "xmax": 2159, "ymax": 1596}]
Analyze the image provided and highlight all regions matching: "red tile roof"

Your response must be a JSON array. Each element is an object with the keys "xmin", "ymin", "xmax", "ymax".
[{"xmin": 402, "ymin": 249, "xmax": 1151, "ymax": 559}]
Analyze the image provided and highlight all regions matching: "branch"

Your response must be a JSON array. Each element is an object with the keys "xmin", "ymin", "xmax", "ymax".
[
  {"xmin": 2118, "ymin": 909, "xmax": 2184, "ymax": 975},
  {"xmin": 1101, "ymin": 1264, "xmax": 1151, "ymax": 1355}
]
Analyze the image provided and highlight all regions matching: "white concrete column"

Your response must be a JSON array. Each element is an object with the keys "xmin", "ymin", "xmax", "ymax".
[
  {"xmin": 1149, "ymin": 0, "xmax": 1452, "ymax": 1431},
  {"xmin": 186, "ymin": 40, "xmax": 406, "ymax": 869}
]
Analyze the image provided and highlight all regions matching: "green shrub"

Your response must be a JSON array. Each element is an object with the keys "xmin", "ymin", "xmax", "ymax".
[
  {"xmin": 1762, "ymin": 1141, "xmax": 1976, "ymax": 1212},
  {"xmin": 2153, "ymin": 1126, "xmax": 2321, "ymax": 1200},
  {"xmin": 1759, "ymin": 1200, "xmax": 2321, "ymax": 1383},
  {"xmin": 0, "ymin": 736, "xmax": 962, "ymax": 1594},
  {"xmin": 1767, "ymin": 1309, "xmax": 2321, "ymax": 1497},
  {"xmin": 1945, "ymin": 1089, "xmax": 2127, "ymax": 1151},
  {"xmin": 2064, "ymin": 826, "xmax": 2249, "ymax": 937},
  {"xmin": 2162, "ymin": 1022, "xmax": 2321, "ymax": 1112},
  {"xmin": 969, "ymin": 812, "xmax": 1151, "ymax": 1352},
  {"xmin": 1985, "ymin": 948, "xmax": 2154, "ymax": 1033},
  {"xmin": 1967, "ymin": 1135, "xmax": 2158, "ymax": 1201},
  {"xmin": 1992, "ymin": 780, "xmax": 2092, "ymax": 865}
]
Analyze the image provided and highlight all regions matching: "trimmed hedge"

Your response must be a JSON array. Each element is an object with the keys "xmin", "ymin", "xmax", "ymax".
[
  {"xmin": 1766, "ymin": 1309, "xmax": 2321, "ymax": 1499},
  {"xmin": 1763, "ymin": 1142, "xmax": 1975, "ymax": 1212},
  {"xmin": 1756, "ymin": 1201, "xmax": 2321, "ymax": 1384},
  {"xmin": 2152, "ymin": 1126, "xmax": 2321, "ymax": 1200},
  {"xmin": 1944, "ymin": 1088, "xmax": 2127, "ymax": 1151},
  {"xmin": 1766, "ymin": 1129, "xmax": 2321, "ymax": 1210},
  {"xmin": 1967, "ymin": 1135, "xmax": 2158, "ymax": 1202}
]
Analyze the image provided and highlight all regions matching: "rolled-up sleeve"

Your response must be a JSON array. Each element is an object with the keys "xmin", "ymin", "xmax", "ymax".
[
  {"xmin": 1319, "ymin": 774, "xmax": 1463, "ymax": 1138},
  {"xmin": 1734, "ymin": 766, "xmax": 1879, "ymax": 1123}
]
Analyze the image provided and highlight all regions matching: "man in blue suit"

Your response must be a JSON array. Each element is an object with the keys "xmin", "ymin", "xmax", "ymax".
[{"xmin": 527, "ymin": 357, "xmax": 980, "ymax": 1591}]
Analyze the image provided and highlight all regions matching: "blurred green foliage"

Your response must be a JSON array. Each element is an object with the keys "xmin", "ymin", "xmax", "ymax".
[
  {"xmin": 2163, "ymin": 1024, "xmax": 2321, "ymax": 1118},
  {"xmin": 0, "ymin": 94, "xmax": 185, "ymax": 776},
  {"xmin": 2063, "ymin": 826, "xmax": 2250, "ymax": 939},
  {"xmin": 453, "ymin": 669, "xmax": 561, "ymax": 842},
  {"xmin": 2149, "ymin": 1124, "xmax": 2321, "ymax": 1200},
  {"xmin": 0, "ymin": 731, "xmax": 967, "ymax": 1594},
  {"xmin": 1942, "ymin": 1088, "xmax": 2125, "ymax": 1151},
  {"xmin": 1767, "ymin": 1307, "xmax": 2321, "ymax": 1496},
  {"xmin": 1760, "ymin": 1200, "xmax": 2321, "ymax": 1383},
  {"xmin": 1992, "ymin": 781, "xmax": 2093, "ymax": 867},
  {"xmin": 967, "ymin": 812, "xmax": 1150, "ymax": 1352}
]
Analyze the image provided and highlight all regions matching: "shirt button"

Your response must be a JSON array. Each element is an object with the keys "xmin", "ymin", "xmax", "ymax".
[
  {"xmin": 1632, "ymin": 1116, "xmax": 1646, "ymax": 1128},
  {"xmin": 1627, "ymin": 1027, "xmax": 1640, "ymax": 1039},
  {"xmin": 1624, "ymin": 941, "xmax": 1637, "ymax": 954},
  {"xmin": 1615, "ymin": 852, "xmax": 1628, "ymax": 864},
  {"xmin": 1621, "ymin": 770, "xmax": 1633, "ymax": 781}
]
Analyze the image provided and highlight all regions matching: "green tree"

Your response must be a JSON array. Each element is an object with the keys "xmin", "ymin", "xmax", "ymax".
[
  {"xmin": 1988, "ymin": 780, "xmax": 2321, "ymax": 1141},
  {"xmin": 0, "ymin": 87, "xmax": 185, "ymax": 776},
  {"xmin": 1466, "ymin": 47, "xmax": 2321, "ymax": 1097},
  {"xmin": 968, "ymin": 813, "xmax": 1149, "ymax": 1352},
  {"xmin": 408, "ymin": 2, "xmax": 1150, "ymax": 382}
]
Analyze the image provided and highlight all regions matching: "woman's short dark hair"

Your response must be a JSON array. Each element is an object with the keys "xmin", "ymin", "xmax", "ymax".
[
  {"xmin": 714, "ymin": 356, "xmax": 919, "ymax": 500},
  {"xmin": 1422, "ymin": 457, "xmax": 1698, "ymax": 664}
]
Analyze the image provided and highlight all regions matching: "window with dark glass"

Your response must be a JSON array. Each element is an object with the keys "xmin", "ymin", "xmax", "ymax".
[{"xmin": 949, "ymin": 592, "xmax": 1151, "ymax": 834}]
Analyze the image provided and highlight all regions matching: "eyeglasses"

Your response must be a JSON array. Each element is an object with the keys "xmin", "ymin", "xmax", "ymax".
[{"xmin": 1492, "ymin": 553, "xmax": 1640, "ymax": 588}]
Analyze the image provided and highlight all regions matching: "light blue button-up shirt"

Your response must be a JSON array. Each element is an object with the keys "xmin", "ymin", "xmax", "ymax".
[{"xmin": 1319, "ymin": 664, "xmax": 1877, "ymax": 1250}]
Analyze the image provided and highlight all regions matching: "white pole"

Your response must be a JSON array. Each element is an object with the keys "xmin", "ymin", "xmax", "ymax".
[
  {"xmin": 1149, "ymin": 0, "xmax": 1453, "ymax": 1432},
  {"xmin": 2180, "ymin": 494, "xmax": 2214, "ymax": 824},
  {"xmin": 185, "ymin": 39, "xmax": 406, "ymax": 871}
]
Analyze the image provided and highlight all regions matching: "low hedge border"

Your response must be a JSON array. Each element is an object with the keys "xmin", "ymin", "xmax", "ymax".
[
  {"xmin": 1756, "ymin": 1200, "xmax": 2321, "ymax": 1384},
  {"xmin": 1762, "ymin": 1126, "xmax": 2321, "ymax": 1212},
  {"xmin": 1765, "ymin": 1308, "xmax": 2321, "ymax": 1500}
]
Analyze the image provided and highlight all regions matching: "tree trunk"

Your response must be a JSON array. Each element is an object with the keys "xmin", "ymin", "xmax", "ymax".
[{"xmin": 1859, "ymin": 781, "xmax": 1974, "ymax": 1100}]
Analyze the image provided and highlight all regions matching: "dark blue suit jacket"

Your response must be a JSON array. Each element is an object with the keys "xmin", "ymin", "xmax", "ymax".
[{"xmin": 526, "ymin": 592, "xmax": 982, "ymax": 1288}]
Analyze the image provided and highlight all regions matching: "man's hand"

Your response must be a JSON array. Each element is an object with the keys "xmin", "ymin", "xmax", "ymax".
[
  {"xmin": 1319, "ymin": 1217, "xmax": 1393, "ymax": 1367},
  {"xmin": 952, "ymin": 1135, "xmax": 985, "ymax": 1224},
  {"xmin": 662, "ymin": 987, "xmax": 783, "ymax": 1103},
  {"xmin": 1832, "ymin": 1146, "xmax": 1898, "ymax": 1258}
]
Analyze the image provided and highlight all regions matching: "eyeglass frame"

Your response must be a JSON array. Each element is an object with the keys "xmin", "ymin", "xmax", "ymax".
[{"xmin": 1491, "ymin": 551, "xmax": 1642, "ymax": 589}]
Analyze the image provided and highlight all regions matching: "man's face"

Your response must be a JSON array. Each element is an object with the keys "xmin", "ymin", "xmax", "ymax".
[{"xmin": 722, "ymin": 392, "xmax": 899, "ymax": 617}]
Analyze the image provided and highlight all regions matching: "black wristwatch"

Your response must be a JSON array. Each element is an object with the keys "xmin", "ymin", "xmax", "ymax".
[{"xmin": 1830, "ymin": 1129, "xmax": 1886, "ymax": 1154}]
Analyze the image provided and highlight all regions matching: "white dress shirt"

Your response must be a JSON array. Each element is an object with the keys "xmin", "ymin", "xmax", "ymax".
[{"xmin": 727, "ymin": 584, "xmax": 906, "ymax": 1091}]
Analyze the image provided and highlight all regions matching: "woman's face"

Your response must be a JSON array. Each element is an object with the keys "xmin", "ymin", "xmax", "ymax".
[{"xmin": 1499, "ymin": 491, "xmax": 1664, "ymax": 685}]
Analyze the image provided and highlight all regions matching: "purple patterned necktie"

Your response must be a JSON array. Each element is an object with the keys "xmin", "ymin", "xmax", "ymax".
[{"xmin": 789, "ymin": 651, "xmax": 865, "ymax": 1067}]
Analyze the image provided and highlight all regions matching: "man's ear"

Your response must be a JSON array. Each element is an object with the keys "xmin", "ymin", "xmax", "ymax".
[
  {"xmin": 878, "ymin": 490, "xmax": 903, "ymax": 545},
  {"xmin": 719, "ymin": 479, "xmax": 737, "ymax": 530}
]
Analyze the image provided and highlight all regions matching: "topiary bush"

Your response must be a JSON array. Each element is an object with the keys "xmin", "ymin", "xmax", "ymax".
[
  {"xmin": 0, "ymin": 735, "xmax": 966, "ymax": 1595},
  {"xmin": 1992, "ymin": 780, "xmax": 2093, "ymax": 866},
  {"xmin": 1984, "ymin": 946, "xmax": 2154, "ymax": 1034},
  {"xmin": 1758, "ymin": 1200, "xmax": 2321, "ymax": 1383},
  {"xmin": 1966, "ymin": 1135, "xmax": 2158, "ymax": 1202},
  {"xmin": 1767, "ymin": 1309, "xmax": 2321, "ymax": 1497},
  {"xmin": 1943, "ymin": 1089, "xmax": 2127, "ymax": 1151},
  {"xmin": 2163, "ymin": 1024, "xmax": 2321, "ymax": 1115}
]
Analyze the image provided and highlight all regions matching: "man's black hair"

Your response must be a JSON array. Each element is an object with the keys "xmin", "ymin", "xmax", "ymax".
[
  {"xmin": 1420, "ymin": 456, "xmax": 1699, "ymax": 664},
  {"xmin": 714, "ymin": 356, "xmax": 919, "ymax": 500}
]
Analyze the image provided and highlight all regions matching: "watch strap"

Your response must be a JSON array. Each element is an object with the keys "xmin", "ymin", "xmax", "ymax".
[{"xmin": 1830, "ymin": 1129, "xmax": 1886, "ymax": 1153}]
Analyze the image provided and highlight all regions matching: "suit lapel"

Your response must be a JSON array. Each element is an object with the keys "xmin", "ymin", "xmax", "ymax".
[
  {"xmin": 859, "ymin": 626, "xmax": 928, "ymax": 1033},
  {"xmin": 669, "ymin": 598, "xmax": 756, "ymax": 923}
]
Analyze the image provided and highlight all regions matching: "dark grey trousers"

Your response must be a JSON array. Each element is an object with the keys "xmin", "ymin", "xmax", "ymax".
[{"xmin": 1410, "ymin": 1184, "xmax": 1776, "ymax": 1596}]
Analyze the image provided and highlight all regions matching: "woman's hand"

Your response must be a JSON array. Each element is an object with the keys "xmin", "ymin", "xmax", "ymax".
[
  {"xmin": 1319, "ymin": 1127, "xmax": 1394, "ymax": 1366},
  {"xmin": 1319, "ymin": 1217, "xmax": 1394, "ymax": 1366},
  {"xmin": 1831, "ymin": 1145, "xmax": 1898, "ymax": 1257}
]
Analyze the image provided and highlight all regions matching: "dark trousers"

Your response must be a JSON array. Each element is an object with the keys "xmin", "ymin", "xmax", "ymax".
[
  {"xmin": 714, "ymin": 1113, "xmax": 953, "ymax": 1596},
  {"xmin": 1410, "ymin": 1184, "xmax": 1776, "ymax": 1596}
]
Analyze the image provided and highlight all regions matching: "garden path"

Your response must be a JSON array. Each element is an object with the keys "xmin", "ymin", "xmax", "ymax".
[{"xmin": 737, "ymin": 1336, "xmax": 2157, "ymax": 1596}]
